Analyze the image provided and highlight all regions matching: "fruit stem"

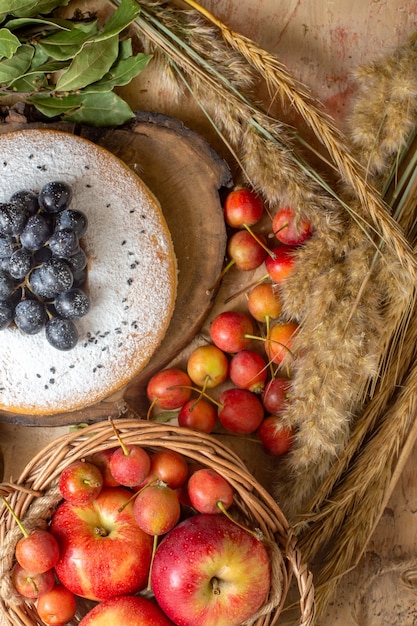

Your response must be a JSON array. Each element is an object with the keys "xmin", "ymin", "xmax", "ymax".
[
  {"xmin": 147, "ymin": 534, "xmax": 159, "ymax": 592},
  {"xmin": 146, "ymin": 397, "xmax": 158, "ymax": 420},
  {"xmin": 108, "ymin": 417, "xmax": 129, "ymax": 456},
  {"xmin": 211, "ymin": 577, "xmax": 221, "ymax": 595},
  {"xmin": 216, "ymin": 500, "xmax": 263, "ymax": 541},
  {"xmin": 1, "ymin": 496, "xmax": 29, "ymax": 538},
  {"xmin": 224, "ymin": 274, "xmax": 269, "ymax": 304},
  {"xmin": 117, "ymin": 478, "xmax": 160, "ymax": 512},
  {"xmin": 168, "ymin": 385, "xmax": 222, "ymax": 408},
  {"xmin": 206, "ymin": 258, "xmax": 235, "ymax": 294},
  {"xmin": 244, "ymin": 333, "xmax": 297, "ymax": 361},
  {"xmin": 242, "ymin": 224, "xmax": 276, "ymax": 259}
]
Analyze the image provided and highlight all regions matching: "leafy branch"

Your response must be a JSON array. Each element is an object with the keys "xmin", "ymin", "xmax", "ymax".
[{"xmin": 0, "ymin": 0, "xmax": 152, "ymax": 126}]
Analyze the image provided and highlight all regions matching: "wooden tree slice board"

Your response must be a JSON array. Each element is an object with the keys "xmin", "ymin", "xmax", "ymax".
[{"xmin": 0, "ymin": 111, "xmax": 231, "ymax": 425}]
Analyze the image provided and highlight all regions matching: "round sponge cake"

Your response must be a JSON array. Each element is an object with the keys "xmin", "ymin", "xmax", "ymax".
[{"xmin": 0, "ymin": 129, "xmax": 177, "ymax": 416}]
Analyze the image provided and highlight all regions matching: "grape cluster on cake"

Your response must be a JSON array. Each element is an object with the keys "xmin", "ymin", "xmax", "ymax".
[{"xmin": 0, "ymin": 181, "xmax": 90, "ymax": 350}]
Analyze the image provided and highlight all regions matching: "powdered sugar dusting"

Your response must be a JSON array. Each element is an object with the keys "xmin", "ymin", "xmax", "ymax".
[{"xmin": 0, "ymin": 130, "xmax": 177, "ymax": 415}]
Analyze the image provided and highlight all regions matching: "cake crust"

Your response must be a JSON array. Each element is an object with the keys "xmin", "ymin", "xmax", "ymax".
[{"xmin": 0, "ymin": 129, "xmax": 177, "ymax": 416}]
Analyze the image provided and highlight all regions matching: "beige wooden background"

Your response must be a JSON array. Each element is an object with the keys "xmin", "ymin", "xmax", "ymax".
[{"xmin": 1, "ymin": 1, "xmax": 417, "ymax": 624}]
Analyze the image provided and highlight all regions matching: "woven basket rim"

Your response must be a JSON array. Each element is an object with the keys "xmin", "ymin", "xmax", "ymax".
[{"xmin": 0, "ymin": 418, "xmax": 315, "ymax": 626}]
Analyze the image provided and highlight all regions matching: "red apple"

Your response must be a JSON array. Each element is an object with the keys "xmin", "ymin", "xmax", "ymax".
[
  {"xmin": 227, "ymin": 229, "xmax": 267, "ymax": 271},
  {"xmin": 262, "ymin": 377, "xmax": 291, "ymax": 414},
  {"xmin": 88, "ymin": 448, "xmax": 120, "ymax": 487},
  {"xmin": 133, "ymin": 481, "xmax": 181, "ymax": 536},
  {"xmin": 223, "ymin": 187, "xmax": 264, "ymax": 228},
  {"xmin": 151, "ymin": 514, "xmax": 271, "ymax": 626},
  {"xmin": 78, "ymin": 595, "xmax": 174, "ymax": 625},
  {"xmin": 257, "ymin": 416, "xmax": 295, "ymax": 456},
  {"xmin": 209, "ymin": 311, "xmax": 254, "ymax": 354},
  {"xmin": 146, "ymin": 368, "xmax": 192, "ymax": 410},
  {"xmin": 178, "ymin": 398, "xmax": 217, "ymax": 434},
  {"xmin": 187, "ymin": 468, "xmax": 234, "ymax": 514},
  {"xmin": 229, "ymin": 349, "xmax": 267, "ymax": 393},
  {"xmin": 186, "ymin": 344, "xmax": 229, "ymax": 388},
  {"xmin": 15, "ymin": 528, "xmax": 60, "ymax": 575},
  {"xmin": 265, "ymin": 245, "xmax": 297, "ymax": 284},
  {"xmin": 12, "ymin": 562, "xmax": 55, "ymax": 599},
  {"xmin": 247, "ymin": 282, "xmax": 282, "ymax": 323},
  {"xmin": 50, "ymin": 487, "xmax": 153, "ymax": 601},
  {"xmin": 109, "ymin": 444, "xmax": 151, "ymax": 487},
  {"xmin": 150, "ymin": 449, "xmax": 189, "ymax": 489},
  {"xmin": 272, "ymin": 206, "xmax": 312, "ymax": 245},
  {"xmin": 218, "ymin": 388, "xmax": 264, "ymax": 434},
  {"xmin": 265, "ymin": 321, "xmax": 298, "ymax": 365},
  {"xmin": 59, "ymin": 460, "xmax": 103, "ymax": 505},
  {"xmin": 36, "ymin": 583, "xmax": 77, "ymax": 625}
]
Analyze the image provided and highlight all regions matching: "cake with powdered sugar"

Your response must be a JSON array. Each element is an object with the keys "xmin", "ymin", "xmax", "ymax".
[{"xmin": 0, "ymin": 129, "xmax": 177, "ymax": 416}]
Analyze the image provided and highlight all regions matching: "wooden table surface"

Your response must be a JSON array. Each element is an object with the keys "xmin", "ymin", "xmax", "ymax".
[{"xmin": 1, "ymin": 2, "xmax": 417, "ymax": 624}]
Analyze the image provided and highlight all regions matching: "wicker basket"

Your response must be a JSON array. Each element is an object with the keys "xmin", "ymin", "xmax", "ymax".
[{"xmin": 0, "ymin": 419, "xmax": 315, "ymax": 626}]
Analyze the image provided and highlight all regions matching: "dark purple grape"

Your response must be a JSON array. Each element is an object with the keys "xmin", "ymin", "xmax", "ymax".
[
  {"xmin": 14, "ymin": 299, "xmax": 47, "ymax": 335},
  {"xmin": 9, "ymin": 248, "xmax": 33, "ymax": 280},
  {"xmin": 28, "ymin": 267, "xmax": 56, "ymax": 299},
  {"xmin": 20, "ymin": 214, "xmax": 52, "ymax": 251},
  {"xmin": 39, "ymin": 181, "xmax": 72, "ymax": 214},
  {"xmin": 55, "ymin": 209, "xmax": 88, "ymax": 237},
  {"xmin": 61, "ymin": 247, "xmax": 86, "ymax": 273},
  {"xmin": 54, "ymin": 288, "xmax": 89, "ymax": 319},
  {"xmin": 49, "ymin": 228, "xmax": 79, "ymax": 258},
  {"xmin": 38, "ymin": 258, "xmax": 73, "ymax": 295},
  {"xmin": 33, "ymin": 246, "xmax": 52, "ymax": 264},
  {"xmin": 0, "ymin": 233, "xmax": 19, "ymax": 258},
  {"xmin": 0, "ymin": 202, "xmax": 28, "ymax": 236},
  {"xmin": 0, "ymin": 299, "xmax": 14, "ymax": 329},
  {"xmin": 9, "ymin": 189, "xmax": 39, "ymax": 216},
  {"xmin": 0, "ymin": 269, "xmax": 15, "ymax": 300},
  {"xmin": 45, "ymin": 317, "xmax": 78, "ymax": 350},
  {"xmin": 72, "ymin": 268, "xmax": 87, "ymax": 288}
]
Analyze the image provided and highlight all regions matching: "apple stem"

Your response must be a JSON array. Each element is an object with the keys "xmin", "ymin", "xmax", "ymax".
[
  {"xmin": 168, "ymin": 384, "xmax": 222, "ymax": 409},
  {"xmin": 224, "ymin": 274, "xmax": 269, "ymax": 304},
  {"xmin": 216, "ymin": 500, "xmax": 263, "ymax": 541},
  {"xmin": 206, "ymin": 258, "xmax": 236, "ymax": 294},
  {"xmin": 147, "ymin": 534, "xmax": 159, "ymax": 592},
  {"xmin": 244, "ymin": 333, "xmax": 297, "ymax": 362},
  {"xmin": 242, "ymin": 223, "xmax": 276, "ymax": 259},
  {"xmin": 211, "ymin": 577, "xmax": 221, "ymax": 595},
  {"xmin": 146, "ymin": 397, "xmax": 158, "ymax": 420},
  {"xmin": 117, "ymin": 478, "xmax": 160, "ymax": 512},
  {"xmin": 273, "ymin": 221, "xmax": 289, "ymax": 237},
  {"xmin": 1, "ymin": 496, "xmax": 29, "ymax": 538},
  {"xmin": 109, "ymin": 417, "xmax": 129, "ymax": 456}
]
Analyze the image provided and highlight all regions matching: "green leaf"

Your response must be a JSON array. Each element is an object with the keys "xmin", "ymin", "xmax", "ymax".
[
  {"xmin": 55, "ymin": 35, "xmax": 119, "ymax": 92},
  {"xmin": 38, "ymin": 21, "xmax": 99, "ymax": 61},
  {"xmin": 31, "ymin": 43, "xmax": 50, "ymax": 67},
  {"xmin": 0, "ymin": 43, "xmax": 33, "ymax": 84},
  {"xmin": 0, "ymin": 29, "xmax": 20, "ymax": 59},
  {"xmin": 85, "ymin": 53, "xmax": 152, "ymax": 92},
  {"xmin": 8, "ymin": 58, "xmax": 68, "ymax": 87},
  {"xmin": 9, "ymin": 70, "xmax": 46, "ymax": 91},
  {"xmin": 119, "ymin": 38, "xmax": 133, "ymax": 60},
  {"xmin": 0, "ymin": 0, "xmax": 70, "ymax": 22},
  {"xmin": 5, "ymin": 17, "xmax": 72, "ymax": 32},
  {"xmin": 30, "ymin": 91, "xmax": 135, "ymax": 126},
  {"xmin": 28, "ymin": 92, "xmax": 80, "ymax": 116},
  {"xmin": 93, "ymin": 0, "xmax": 141, "ymax": 42},
  {"xmin": 63, "ymin": 92, "xmax": 135, "ymax": 126}
]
